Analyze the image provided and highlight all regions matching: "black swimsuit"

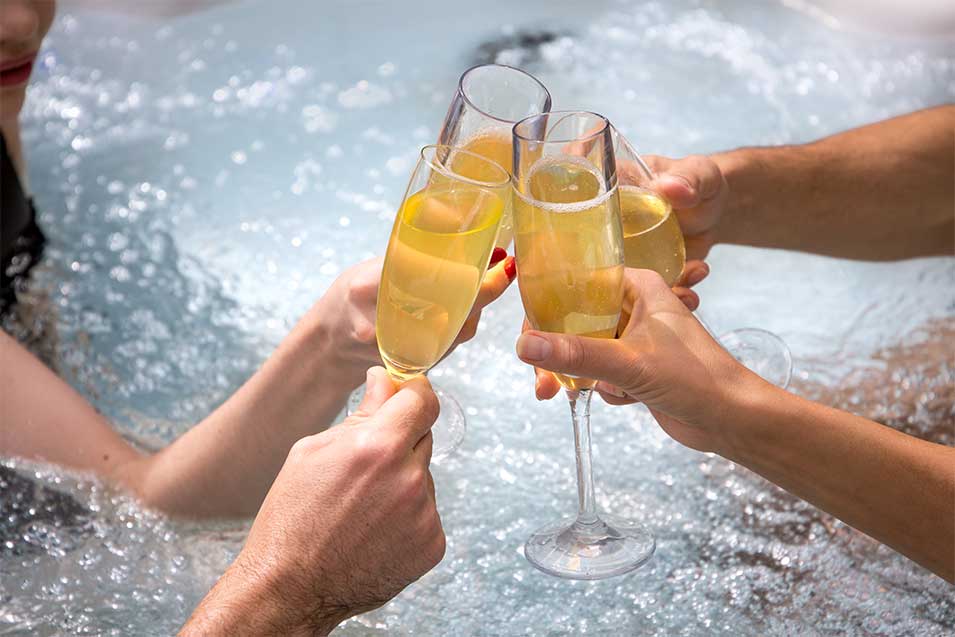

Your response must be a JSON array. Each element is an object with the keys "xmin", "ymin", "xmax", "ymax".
[{"xmin": 1, "ymin": 131, "xmax": 45, "ymax": 316}]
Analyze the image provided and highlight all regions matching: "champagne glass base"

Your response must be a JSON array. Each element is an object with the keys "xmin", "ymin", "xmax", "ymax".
[
  {"xmin": 345, "ymin": 383, "xmax": 466, "ymax": 463},
  {"xmin": 524, "ymin": 513, "xmax": 655, "ymax": 580},
  {"xmin": 430, "ymin": 387, "xmax": 466, "ymax": 463},
  {"xmin": 718, "ymin": 327, "xmax": 793, "ymax": 389}
]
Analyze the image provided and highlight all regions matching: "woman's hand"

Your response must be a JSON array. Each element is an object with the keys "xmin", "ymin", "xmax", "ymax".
[
  {"xmin": 308, "ymin": 251, "xmax": 515, "ymax": 391},
  {"xmin": 517, "ymin": 268, "xmax": 762, "ymax": 454},
  {"xmin": 529, "ymin": 261, "xmax": 711, "ymax": 402}
]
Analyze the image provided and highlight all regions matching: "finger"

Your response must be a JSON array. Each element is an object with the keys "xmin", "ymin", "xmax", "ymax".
[
  {"xmin": 426, "ymin": 470, "xmax": 436, "ymax": 502},
  {"xmin": 651, "ymin": 155, "xmax": 723, "ymax": 209},
  {"xmin": 672, "ymin": 287, "xmax": 700, "ymax": 311},
  {"xmin": 347, "ymin": 256, "xmax": 385, "ymax": 305},
  {"xmin": 641, "ymin": 154, "xmax": 673, "ymax": 175},
  {"xmin": 415, "ymin": 430, "xmax": 434, "ymax": 466},
  {"xmin": 595, "ymin": 382, "xmax": 639, "ymax": 405},
  {"xmin": 516, "ymin": 330, "xmax": 639, "ymax": 388},
  {"xmin": 676, "ymin": 260, "xmax": 709, "ymax": 289},
  {"xmin": 684, "ymin": 234, "xmax": 714, "ymax": 261},
  {"xmin": 472, "ymin": 256, "xmax": 516, "ymax": 312},
  {"xmin": 374, "ymin": 375, "xmax": 440, "ymax": 446},
  {"xmin": 535, "ymin": 367, "xmax": 562, "ymax": 400},
  {"xmin": 352, "ymin": 367, "xmax": 397, "ymax": 418},
  {"xmin": 597, "ymin": 391, "xmax": 639, "ymax": 406}
]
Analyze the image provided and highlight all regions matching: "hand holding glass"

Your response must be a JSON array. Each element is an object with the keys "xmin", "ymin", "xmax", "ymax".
[
  {"xmin": 513, "ymin": 111, "xmax": 655, "ymax": 579},
  {"xmin": 375, "ymin": 145, "xmax": 510, "ymax": 456}
]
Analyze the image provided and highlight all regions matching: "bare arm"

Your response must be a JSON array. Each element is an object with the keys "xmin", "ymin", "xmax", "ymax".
[
  {"xmin": 724, "ymin": 379, "xmax": 955, "ymax": 581},
  {"xmin": 0, "ymin": 312, "xmax": 352, "ymax": 518},
  {"xmin": 713, "ymin": 105, "xmax": 955, "ymax": 260},
  {"xmin": 648, "ymin": 105, "xmax": 954, "ymax": 261},
  {"xmin": 515, "ymin": 269, "xmax": 955, "ymax": 581},
  {"xmin": 0, "ymin": 330, "xmax": 144, "ymax": 477},
  {"xmin": 1, "ymin": 257, "xmax": 515, "ymax": 517}
]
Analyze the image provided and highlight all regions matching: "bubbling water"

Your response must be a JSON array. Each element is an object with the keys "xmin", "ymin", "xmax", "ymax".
[{"xmin": 3, "ymin": 0, "xmax": 953, "ymax": 634}]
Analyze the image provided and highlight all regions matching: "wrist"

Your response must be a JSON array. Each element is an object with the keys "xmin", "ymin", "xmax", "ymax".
[
  {"xmin": 710, "ymin": 147, "xmax": 757, "ymax": 248},
  {"xmin": 709, "ymin": 367, "xmax": 788, "ymax": 462},
  {"xmin": 290, "ymin": 306, "xmax": 363, "ymax": 395},
  {"xmin": 182, "ymin": 552, "xmax": 347, "ymax": 637}
]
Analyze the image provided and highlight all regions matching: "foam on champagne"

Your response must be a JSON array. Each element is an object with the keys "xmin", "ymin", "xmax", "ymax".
[
  {"xmin": 513, "ymin": 157, "xmax": 624, "ymax": 391},
  {"xmin": 377, "ymin": 186, "xmax": 504, "ymax": 379},
  {"xmin": 620, "ymin": 186, "xmax": 686, "ymax": 287}
]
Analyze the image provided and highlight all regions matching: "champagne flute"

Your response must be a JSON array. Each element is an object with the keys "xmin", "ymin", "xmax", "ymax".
[
  {"xmin": 375, "ymin": 145, "xmax": 510, "ymax": 459},
  {"xmin": 369, "ymin": 64, "xmax": 551, "ymax": 459},
  {"xmin": 612, "ymin": 130, "xmax": 793, "ymax": 388},
  {"xmin": 345, "ymin": 66, "xmax": 550, "ymax": 455},
  {"xmin": 438, "ymin": 63, "xmax": 552, "ymax": 249},
  {"xmin": 513, "ymin": 111, "xmax": 655, "ymax": 579}
]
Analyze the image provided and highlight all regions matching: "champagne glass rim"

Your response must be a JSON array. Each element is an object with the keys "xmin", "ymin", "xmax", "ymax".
[
  {"xmin": 614, "ymin": 126, "xmax": 657, "ymax": 180},
  {"xmin": 513, "ymin": 110, "xmax": 610, "ymax": 145},
  {"xmin": 458, "ymin": 63, "xmax": 552, "ymax": 125},
  {"xmin": 420, "ymin": 144, "xmax": 512, "ymax": 188}
]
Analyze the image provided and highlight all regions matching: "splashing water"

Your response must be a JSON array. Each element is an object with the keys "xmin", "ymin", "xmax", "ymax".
[{"xmin": 3, "ymin": 0, "xmax": 953, "ymax": 634}]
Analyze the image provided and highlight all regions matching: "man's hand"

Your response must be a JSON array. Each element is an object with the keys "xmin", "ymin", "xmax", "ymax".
[
  {"xmin": 645, "ymin": 154, "xmax": 729, "ymax": 261},
  {"xmin": 516, "ymin": 269, "xmax": 761, "ymax": 454},
  {"xmin": 181, "ymin": 368, "xmax": 444, "ymax": 636},
  {"xmin": 311, "ymin": 252, "xmax": 515, "ymax": 391}
]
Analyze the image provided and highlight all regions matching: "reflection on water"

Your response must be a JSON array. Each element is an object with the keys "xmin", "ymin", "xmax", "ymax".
[{"xmin": 2, "ymin": 0, "xmax": 953, "ymax": 634}]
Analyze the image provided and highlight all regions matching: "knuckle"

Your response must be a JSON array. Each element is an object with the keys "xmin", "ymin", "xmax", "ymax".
[
  {"xmin": 458, "ymin": 318, "xmax": 478, "ymax": 342},
  {"xmin": 414, "ymin": 387, "xmax": 440, "ymax": 426},
  {"xmin": 406, "ymin": 466, "xmax": 428, "ymax": 494},
  {"xmin": 398, "ymin": 468, "xmax": 427, "ymax": 505},
  {"xmin": 344, "ymin": 274, "xmax": 370, "ymax": 302},
  {"xmin": 563, "ymin": 337, "xmax": 587, "ymax": 371},
  {"xmin": 351, "ymin": 429, "xmax": 390, "ymax": 466},
  {"xmin": 287, "ymin": 436, "xmax": 313, "ymax": 462},
  {"xmin": 353, "ymin": 318, "xmax": 377, "ymax": 345},
  {"xmin": 637, "ymin": 268, "xmax": 667, "ymax": 290},
  {"xmin": 619, "ymin": 349, "xmax": 647, "ymax": 391},
  {"xmin": 427, "ymin": 530, "xmax": 447, "ymax": 566}
]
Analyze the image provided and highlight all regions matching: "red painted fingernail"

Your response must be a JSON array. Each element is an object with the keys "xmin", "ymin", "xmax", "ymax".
[
  {"xmin": 503, "ymin": 256, "xmax": 517, "ymax": 281},
  {"xmin": 488, "ymin": 247, "xmax": 507, "ymax": 269}
]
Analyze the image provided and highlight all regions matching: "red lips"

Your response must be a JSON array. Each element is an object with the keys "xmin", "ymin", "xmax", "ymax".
[{"xmin": 0, "ymin": 53, "xmax": 37, "ymax": 88}]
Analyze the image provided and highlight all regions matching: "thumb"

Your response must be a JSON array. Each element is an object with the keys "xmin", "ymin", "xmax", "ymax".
[
  {"xmin": 652, "ymin": 174, "xmax": 699, "ymax": 209},
  {"xmin": 352, "ymin": 366, "xmax": 397, "ymax": 418},
  {"xmin": 515, "ymin": 331, "xmax": 638, "ymax": 388}
]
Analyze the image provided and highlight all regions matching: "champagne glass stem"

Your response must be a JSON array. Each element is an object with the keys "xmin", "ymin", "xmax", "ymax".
[{"xmin": 569, "ymin": 388, "xmax": 599, "ymax": 526}]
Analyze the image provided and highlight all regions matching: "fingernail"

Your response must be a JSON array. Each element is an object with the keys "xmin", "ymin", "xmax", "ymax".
[
  {"xmin": 685, "ymin": 262, "xmax": 709, "ymax": 287},
  {"xmin": 503, "ymin": 256, "xmax": 517, "ymax": 281},
  {"xmin": 488, "ymin": 247, "xmax": 507, "ymax": 269},
  {"xmin": 517, "ymin": 333, "xmax": 551, "ymax": 362}
]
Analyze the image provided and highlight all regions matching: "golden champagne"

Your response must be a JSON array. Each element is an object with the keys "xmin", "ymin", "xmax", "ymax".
[
  {"xmin": 620, "ymin": 186, "xmax": 686, "ymax": 286},
  {"xmin": 377, "ymin": 185, "xmax": 505, "ymax": 379},
  {"xmin": 450, "ymin": 131, "xmax": 515, "ymax": 248},
  {"xmin": 514, "ymin": 159, "xmax": 624, "ymax": 391}
]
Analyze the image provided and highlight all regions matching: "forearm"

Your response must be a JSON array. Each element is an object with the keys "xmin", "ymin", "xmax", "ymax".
[
  {"xmin": 720, "ymin": 380, "xmax": 955, "ymax": 581},
  {"xmin": 713, "ymin": 105, "xmax": 955, "ymax": 260},
  {"xmin": 131, "ymin": 314, "xmax": 355, "ymax": 517}
]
